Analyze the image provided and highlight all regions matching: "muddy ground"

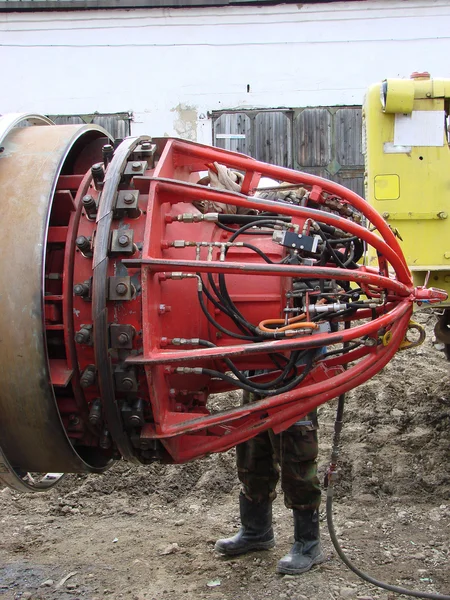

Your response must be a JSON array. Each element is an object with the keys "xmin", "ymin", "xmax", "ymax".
[{"xmin": 1, "ymin": 309, "xmax": 449, "ymax": 600}]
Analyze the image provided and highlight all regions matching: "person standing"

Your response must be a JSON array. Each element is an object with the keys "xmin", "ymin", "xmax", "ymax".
[{"xmin": 215, "ymin": 391, "xmax": 323, "ymax": 575}]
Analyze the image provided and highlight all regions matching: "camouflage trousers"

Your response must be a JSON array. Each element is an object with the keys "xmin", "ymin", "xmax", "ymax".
[{"xmin": 236, "ymin": 391, "xmax": 321, "ymax": 511}]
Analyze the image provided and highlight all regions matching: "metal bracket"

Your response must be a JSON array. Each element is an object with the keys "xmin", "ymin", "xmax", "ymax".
[
  {"xmin": 110, "ymin": 229, "xmax": 135, "ymax": 255},
  {"xmin": 123, "ymin": 160, "xmax": 148, "ymax": 177},
  {"xmin": 110, "ymin": 324, "xmax": 135, "ymax": 349},
  {"xmin": 108, "ymin": 276, "xmax": 132, "ymax": 301},
  {"xmin": 114, "ymin": 190, "xmax": 140, "ymax": 219},
  {"xmin": 114, "ymin": 365, "xmax": 138, "ymax": 392}
]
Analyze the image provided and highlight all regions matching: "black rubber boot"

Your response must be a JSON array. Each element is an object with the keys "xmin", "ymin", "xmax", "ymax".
[
  {"xmin": 214, "ymin": 493, "xmax": 275, "ymax": 556},
  {"xmin": 277, "ymin": 509, "xmax": 324, "ymax": 574}
]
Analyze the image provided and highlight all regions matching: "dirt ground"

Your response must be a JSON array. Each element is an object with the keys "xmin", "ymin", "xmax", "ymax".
[{"xmin": 1, "ymin": 309, "xmax": 449, "ymax": 600}]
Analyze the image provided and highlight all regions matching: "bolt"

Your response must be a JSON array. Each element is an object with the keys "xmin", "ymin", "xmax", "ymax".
[
  {"xmin": 121, "ymin": 377, "xmax": 134, "ymax": 391},
  {"xmin": 118, "ymin": 234, "xmax": 130, "ymax": 247},
  {"xmin": 123, "ymin": 193, "xmax": 135, "ymax": 205},
  {"xmin": 82, "ymin": 195, "xmax": 96, "ymax": 209},
  {"xmin": 74, "ymin": 283, "xmax": 89, "ymax": 297},
  {"xmin": 76, "ymin": 236, "xmax": 91, "ymax": 253},
  {"xmin": 438, "ymin": 211, "xmax": 448, "ymax": 220},
  {"xmin": 75, "ymin": 327, "xmax": 91, "ymax": 344},
  {"xmin": 91, "ymin": 163, "xmax": 105, "ymax": 191},
  {"xmin": 132, "ymin": 161, "xmax": 141, "ymax": 171},
  {"xmin": 88, "ymin": 399, "xmax": 102, "ymax": 426},
  {"xmin": 99, "ymin": 429, "xmax": 111, "ymax": 450},
  {"xmin": 129, "ymin": 414, "xmax": 142, "ymax": 427},
  {"xmin": 115, "ymin": 282, "xmax": 128, "ymax": 296},
  {"xmin": 102, "ymin": 144, "xmax": 114, "ymax": 166},
  {"xmin": 80, "ymin": 366, "xmax": 96, "ymax": 388},
  {"xmin": 117, "ymin": 332, "xmax": 130, "ymax": 345},
  {"xmin": 141, "ymin": 141, "xmax": 152, "ymax": 150}
]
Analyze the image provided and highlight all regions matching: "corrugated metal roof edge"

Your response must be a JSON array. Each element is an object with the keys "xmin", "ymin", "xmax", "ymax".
[{"xmin": 0, "ymin": 0, "xmax": 353, "ymax": 11}]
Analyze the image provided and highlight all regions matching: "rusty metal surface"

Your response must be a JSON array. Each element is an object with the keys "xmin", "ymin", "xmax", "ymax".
[{"xmin": 0, "ymin": 122, "xmax": 110, "ymax": 473}]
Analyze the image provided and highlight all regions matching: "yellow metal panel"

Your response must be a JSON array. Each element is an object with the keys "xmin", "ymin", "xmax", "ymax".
[
  {"xmin": 374, "ymin": 174, "xmax": 400, "ymax": 200},
  {"xmin": 364, "ymin": 75, "xmax": 450, "ymax": 306}
]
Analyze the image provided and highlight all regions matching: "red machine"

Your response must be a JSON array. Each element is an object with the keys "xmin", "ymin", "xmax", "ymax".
[{"xmin": 0, "ymin": 114, "xmax": 445, "ymax": 492}]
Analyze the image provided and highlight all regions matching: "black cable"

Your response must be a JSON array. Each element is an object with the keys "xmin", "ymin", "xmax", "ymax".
[
  {"xmin": 198, "ymin": 339, "xmax": 303, "ymax": 391},
  {"xmin": 206, "ymin": 273, "xmax": 258, "ymax": 338},
  {"xmin": 201, "ymin": 349, "xmax": 314, "ymax": 396},
  {"xmin": 327, "ymin": 488, "xmax": 450, "ymax": 599},
  {"xmin": 213, "ymin": 217, "xmax": 286, "ymax": 339},
  {"xmin": 197, "ymin": 288, "xmax": 260, "ymax": 341},
  {"xmin": 228, "ymin": 218, "xmax": 284, "ymax": 241},
  {"xmin": 202, "ymin": 274, "xmax": 253, "ymax": 336},
  {"xmin": 327, "ymin": 236, "xmax": 359, "ymax": 244},
  {"xmin": 324, "ymin": 321, "xmax": 450, "ymax": 600},
  {"xmin": 316, "ymin": 226, "xmax": 349, "ymax": 269},
  {"xmin": 218, "ymin": 214, "xmax": 290, "ymax": 225},
  {"xmin": 217, "ymin": 222, "xmax": 274, "ymax": 235},
  {"xmin": 241, "ymin": 243, "xmax": 274, "ymax": 264},
  {"xmin": 318, "ymin": 342, "xmax": 361, "ymax": 359}
]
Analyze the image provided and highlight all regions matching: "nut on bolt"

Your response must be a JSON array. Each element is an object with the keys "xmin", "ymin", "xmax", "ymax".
[
  {"xmin": 123, "ymin": 193, "xmax": 135, "ymax": 205},
  {"xmin": 132, "ymin": 161, "xmax": 142, "ymax": 171},
  {"xmin": 82, "ymin": 194, "xmax": 96, "ymax": 209},
  {"xmin": 121, "ymin": 377, "xmax": 134, "ymax": 391},
  {"xmin": 117, "ymin": 332, "xmax": 130, "ymax": 345},
  {"xmin": 74, "ymin": 282, "xmax": 90, "ymax": 297},
  {"xmin": 76, "ymin": 236, "xmax": 91, "ymax": 253},
  {"xmin": 118, "ymin": 234, "xmax": 130, "ymax": 247},
  {"xmin": 82, "ymin": 194, "xmax": 97, "ymax": 218},
  {"xmin": 80, "ymin": 365, "xmax": 96, "ymax": 388},
  {"xmin": 88, "ymin": 399, "xmax": 102, "ymax": 426},
  {"xmin": 75, "ymin": 327, "xmax": 91, "ymax": 345},
  {"xmin": 115, "ymin": 282, "xmax": 129, "ymax": 296}
]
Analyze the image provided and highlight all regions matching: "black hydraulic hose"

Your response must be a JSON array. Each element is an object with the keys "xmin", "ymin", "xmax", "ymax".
[
  {"xmin": 214, "ymin": 218, "xmax": 287, "ymax": 338},
  {"xmin": 203, "ymin": 274, "xmax": 253, "ymax": 336},
  {"xmin": 241, "ymin": 243, "xmax": 275, "ymax": 264},
  {"xmin": 198, "ymin": 339, "xmax": 303, "ymax": 391},
  {"xmin": 316, "ymin": 227, "xmax": 349, "ymax": 269},
  {"xmin": 206, "ymin": 273, "xmax": 258, "ymax": 337},
  {"xmin": 218, "ymin": 214, "xmax": 291, "ymax": 225},
  {"xmin": 326, "ymin": 493, "xmax": 450, "ymax": 600},
  {"xmin": 202, "ymin": 350, "xmax": 314, "ymax": 396},
  {"xmin": 197, "ymin": 288, "xmax": 261, "ymax": 342},
  {"xmin": 319, "ymin": 342, "xmax": 361, "ymax": 359},
  {"xmin": 325, "ymin": 325, "xmax": 450, "ymax": 600},
  {"xmin": 228, "ymin": 218, "xmax": 284, "ymax": 241},
  {"xmin": 217, "ymin": 222, "xmax": 273, "ymax": 235}
]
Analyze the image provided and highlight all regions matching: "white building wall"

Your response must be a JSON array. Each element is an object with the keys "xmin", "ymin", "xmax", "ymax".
[{"xmin": 1, "ymin": 0, "xmax": 449, "ymax": 143}]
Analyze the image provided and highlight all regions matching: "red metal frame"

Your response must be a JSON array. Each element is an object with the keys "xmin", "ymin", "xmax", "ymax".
[{"xmin": 65, "ymin": 137, "xmax": 446, "ymax": 464}]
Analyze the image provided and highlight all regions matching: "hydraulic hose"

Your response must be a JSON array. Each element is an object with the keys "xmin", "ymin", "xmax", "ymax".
[
  {"xmin": 326, "ymin": 395, "xmax": 450, "ymax": 600},
  {"xmin": 326, "ymin": 492, "xmax": 450, "ymax": 600}
]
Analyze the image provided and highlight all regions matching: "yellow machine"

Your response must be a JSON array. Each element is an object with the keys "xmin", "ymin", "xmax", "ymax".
[{"xmin": 364, "ymin": 72, "xmax": 450, "ymax": 353}]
